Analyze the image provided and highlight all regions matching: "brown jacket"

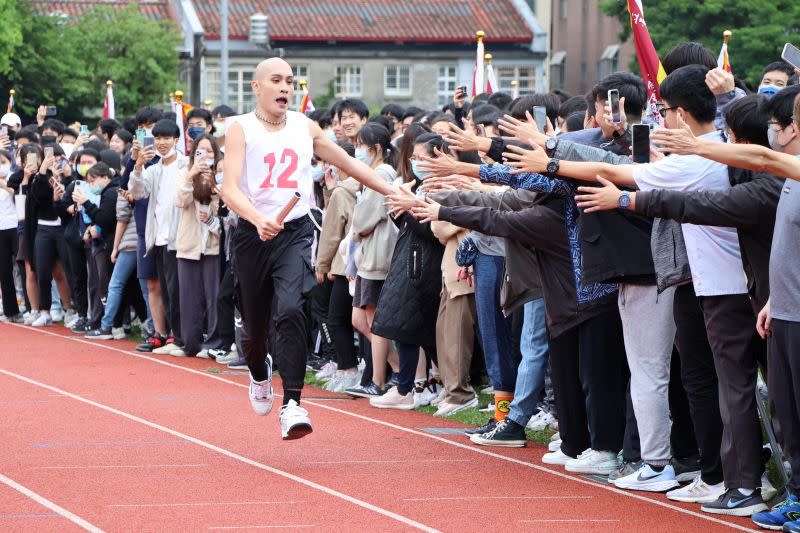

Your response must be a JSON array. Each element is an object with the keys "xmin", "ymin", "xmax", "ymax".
[
  {"xmin": 316, "ymin": 178, "xmax": 360, "ymax": 276},
  {"xmin": 432, "ymin": 221, "xmax": 474, "ymax": 299},
  {"xmin": 174, "ymin": 168, "xmax": 220, "ymax": 260}
]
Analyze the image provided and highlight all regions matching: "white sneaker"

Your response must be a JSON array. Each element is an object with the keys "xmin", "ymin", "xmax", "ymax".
[
  {"xmin": 279, "ymin": 399, "xmax": 312, "ymax": 440},
  {"xmin": 31, "ymin": 312, "xmax": 53, "ymax": 327},
  {"xmin": 153, "ymin": 343, "xmax": 179, "ymax": 355},
  {"xmin": 479, "ymin": 403, "xmax": 495, "ymax": 413},
  {"xmin": 548, "ymin": 439, "xmax": 562, "ymax": 452},
  {"xmin": 666, "ymin": 475, "xmax": 726, "ymax": 503},
  {"xmin": 369, "ymin": 387, "xmax": 415, "ymax": 410},
  {"xmin": 231, "ymin": 342, "xmax": 238, "ymax": 352},
  {"xmin": 197, "ymin": 349, "xmax": 211, "ymax": 359},
  {"xmin": 63, "ymin": 308, "xmax": 77, "ymax": 325},
  {"xmin": 761, "ymin": 472, "xmax": 777, "ymax": 502},
  {"xmin": 111, "ymin": 327, "xmax": 126, "ymax": 340},
  {"xmin": 24, "ymin": 311, "xmax": 40, "ymax": 325},
  {"xmin": 430, "ymin": 388, "xmax": 447, "ymax": 407},
  {"xmin": 335, "ymin": 371, "xmax": 361, "ymax": 393},
  {"xmin": 215, "ymin": 351, "xmax": 238, "ymax": 365},
  {"xmin": 565, "ymin": 449, "xmax": 619, "ymax": 475},
  {"xmin": 315, "ymin": 361, "xmax": 337, "ymax": 381},
  {"xmin": 480, "ymin": 385, "xmax": 494, "ymax": 395},
  {"xmin": 613, "ymin": 463, "xmax": 679, "ymax": 492},
  {"xmin": 542, "ymin": 448, "xmax": 574, "ymax": 465},
  {"xmin": 169, "ymin": 347, "xmax": 187, "ymax": 357},
  {"xmin": 434, "ymin": 397, "xmax": 478, "ymax": 417},
  {"xmin": 526, "ymin": 410, "xmax": 556, "ymax": 430},
  {"xmin": 413, "ymin": 381, "xmax": 441, "ymax": 407},
  {"xmin": 50, "ymin": 308, "xmax": 64, "ymax": 322},
  {"xmin": 248, "ymin": 357, "xmax": 274, "ymax": 416},
  {"xmin": 324, "ymin": 372, "xmax": 344, "ymax": 392}
]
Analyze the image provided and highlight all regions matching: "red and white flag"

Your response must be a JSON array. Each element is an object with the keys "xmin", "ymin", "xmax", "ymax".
[
  {"xmin": 102, "ymin": 82, "xmax": 115, "ymax": 120},
  {"xmin": 471, "ymin": 34, "xmax": 485, "ymax": 98},
  {"xmin": 627, "ymin": 0, "xmax": 667, "ymax": 124},
  {"xmin": 173, "ymin": 99, "xmax": 187, "ymax": 155},
  {"xmin": 300, "ymin": 85, "xmax": 315, "ymax": 114},
  {"xmin": 486, "ymin": 63, "xmax": 498, "ymax": 95},
  {"xmin": 717, "ymin": 39, "xmax": 732, "ymax": 73},
  {"xmin": 6, "ymin": 92, "xmax": 14, "ymax": 114}
]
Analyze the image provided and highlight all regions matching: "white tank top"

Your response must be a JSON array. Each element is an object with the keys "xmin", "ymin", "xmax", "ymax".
[{"xmin": 231, "ymin": 110, "xmax": 314, "ymax": 222}]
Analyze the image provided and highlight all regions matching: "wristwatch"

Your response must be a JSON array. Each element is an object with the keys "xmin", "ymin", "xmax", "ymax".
[
  {"xmin": 618, "ymin": 191, "xmax": 631, "ymax": 209},
  {"xmin": 545, "ymin": 137, "xmax": 558, "ymax": 156},
  {"xmin": 546, "ymin": 158, "xmax": 560, "ymax": 175}
]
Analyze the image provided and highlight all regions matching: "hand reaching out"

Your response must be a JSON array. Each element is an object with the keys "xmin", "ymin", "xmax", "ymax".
[
  {"xmin": 651, "ymin": 114, "xmax": 697, "ymax": 155},
  {"xmin": 410, "ymin": 196, "xmax": 441, "ymax": 223},
  {"xmin": 502, "ymin": 140, "xmax": 550, "ymax": 174},
  {"xmin": 498, "ymin": 111, "xmax": 552, "ymax": 147},
  {"xmin": 416, "ymin": 147, "xmax": 459, "ymax": 178}
]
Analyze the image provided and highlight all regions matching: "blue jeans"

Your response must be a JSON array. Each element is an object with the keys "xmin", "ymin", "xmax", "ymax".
[
  {"xmin": 101, "ymin": 250, "xmax": 151, "ymax": 331},
  {"xmin": 508, "ymin": 298, "xmax": 550, "ymax": 427},
  {"xmin": 473, "ymin": 252, "xmax": 516, "ymax": 391}
]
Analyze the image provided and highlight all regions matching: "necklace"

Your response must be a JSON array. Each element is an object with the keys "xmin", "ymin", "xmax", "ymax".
[{"xmin": 254, "ymin": 108, "xmax": 287, "ymax": 126}]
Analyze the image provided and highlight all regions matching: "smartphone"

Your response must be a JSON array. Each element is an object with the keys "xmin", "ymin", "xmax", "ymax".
[
  {"xmin": 0, "ymin": 125, "xmax": 7, "ymax": 136},
  {"xmin": 781, "ymin": 43, "xmax": 800, "ymax": 70},
  {"xmin": 44, "ymin": 146, "xmax": 54, "ymax": 160},
  {"xmin": 26, "ymin": 153, "xmax": 37, "ymax": 167},
  {"xmin": 45, "ymin": 106, "xmax": 57, "ymax": 117},
  {"xmin": 533, "ymin": 106, "xmax": 547, "ymax": 132},
  {"xmin": 143, "ymin": 135, "xmax": 155, "ymax": 149},
  {"xmin": 80, "ymin": 124, "xmax": 89, "ymax": 136},
  {"xmin": 608, "ymin": 89, "xmax": 621, "ymax": 124},
  {"xmin": 632, "ymin": 124, "xmax": 650, "ymax": 164},
  {"xmin": 135, "ymin": 128, "xmax": 146, "ymax": 145},
  {"xmin": 457, "ymin": 85, "xmax": 467, "ymax": 98}
]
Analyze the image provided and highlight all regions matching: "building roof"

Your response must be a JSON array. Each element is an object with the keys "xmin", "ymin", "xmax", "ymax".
[
  {"xmin": 194, "ymin": 0, "xmax": 533, "ymax": 43},
  {"xmin": 29, "ymin": 0, "xmax": 171, "ymax": 21}
]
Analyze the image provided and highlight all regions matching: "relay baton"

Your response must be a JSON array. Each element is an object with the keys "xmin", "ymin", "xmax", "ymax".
[{"xmin": 276, "ymin": 191, "xmax": 301, "ymax": 225}]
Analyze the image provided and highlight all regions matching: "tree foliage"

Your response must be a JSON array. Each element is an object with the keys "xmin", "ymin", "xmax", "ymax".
[
  {"xmin": 0, "ymin": 3, "xmax": 180, "ymax": 121},
  {"xmin": 601, "ymin": 0, "xmax": 800, "ymax": 87}
]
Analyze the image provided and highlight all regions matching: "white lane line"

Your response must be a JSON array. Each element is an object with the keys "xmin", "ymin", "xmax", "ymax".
[
  {"xmin": 0, "ymin": 368, "xmax": 439, "ymax": 533},
  {"xmin": 108, "ymin": 501, "xmax": 301, "ymax": 508},
  {"xmin": 0, "ymin": 472, "xmax": 104, "ymax": 532},
  {"xmin": 307, "ymin": 459, "xmax": 470, "ymax": 465},
  {"xmin": 3, "ymin": 325, "xmax": 753, "ymax": 532},
  {"xmin": 208, "ymin": 526, "xmax": 314, "ymax": 530},
  {"xmin": 405, "ymin": 496, "xmax": 592, "ymax": 501},
  {"xmin": 34, "ymin": 464, "xmax": 208, "ymax": 470},
  {"xmin": 521, "ymin": 519, "xmax": 620, "ymax": 523}
]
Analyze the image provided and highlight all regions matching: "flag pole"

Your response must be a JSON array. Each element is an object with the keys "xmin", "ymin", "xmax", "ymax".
[
  {"xmin": 723, "ymin": 29, "xmax": 732, "ymax": 45},
  {"xmin": 511, "ymin": 80, "xmax": 519, "ymax": 99},
  {"xmin": 473, "ymin": 30, "xmax": 486, "ymax": 100},
  {"xmin": 7, "ymin": 89, "xmax": 14, "ymax": 114}
]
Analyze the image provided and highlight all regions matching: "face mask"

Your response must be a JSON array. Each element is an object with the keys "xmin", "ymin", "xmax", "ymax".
[
  {"xmin": 355, "ymin": 147, "xmax": 373, "ymax": 166},
  {"xmin": 77, "ymin": 163, "xmax": 92, "ymax": 177},
  {"xmin": 212, "ymin": 121, "xmax": 226, "ymax": 138},
  {"xmin": 311, "ymin": 165, "xmax": 325, "ymax": 183},
  {"xmin": 411, "ymin": 160, "xmax": 429, "ymax": 181},
  {"xmin": 215, "ymin": 172, "xmax": 223, "ymax": 185},
  {"xmin": 60, "ymin": 142, "xmax": 74, "ymax": 158},
  {"xmin": 160, "ymin": 146, "xmax": 177, "ymax": 159},
  {"xmin": 325, "ymin": 130, "xmax": 337, "ymax": 142},
  {"xmin": 0, "ymin": 163, "xmax": 10, "ymax": 177},
  {"xmin": 41, "ymin": 135, "xmax": 57, "ymax": 146},
  {"xmin": 758, "ymin": 85, "xmax": 781, "ymax": 98},
  {"xmin": 767, "ymin": 126, "xmax": 795, "ymax": 152},
  {"xmin": 187, "ymin": 126, "xmax": 206, "ymax": 140},
  {"xmin": 91, "ymin": 184, "xmax": 103, "ymax": 195}
]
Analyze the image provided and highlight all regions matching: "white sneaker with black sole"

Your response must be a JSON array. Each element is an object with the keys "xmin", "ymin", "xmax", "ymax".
[
  {"xmin": 279, "ymin": 399, "xmax": 312, "ymax": 440},
  {"xmin": 613, "ymin": 463, "xmax": 679, "ymax": 492},
  {"xmin": 248, "ymin": 356, "xmax": 273, "ymax": 416}
]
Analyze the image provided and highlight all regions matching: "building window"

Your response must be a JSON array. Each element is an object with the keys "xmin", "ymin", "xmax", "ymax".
[
  {"xmin": 384, "ymin": 65, "xmax": 412, "ymax": 97},
  {"xmin": 550, "ymin": 51, "xmax": 566, "ymax": 90},
  {"xmin": 497, "ymin": 65, "xmax": 537, "ymax": 95},
  {"xmin": 291, "ymin": 64, "xmax": 310, "ymax": 110},
  {"xmin": 597, "ymin": 45, "xmax": 620, "ymax": 81},
  {"xmin": 560, "ymin": 0, "xmax": 568, "ymax": 19},
  {"xmin": 437, "ymin": 65, "xmax": 457, "ymax": 107},
  {"xmin": 204, "ymin": 67, "xmax": 257, "ymax": 114},
  {"xmin": 335, "ymin": 65, "xmax": 363, "ymax": 97}
]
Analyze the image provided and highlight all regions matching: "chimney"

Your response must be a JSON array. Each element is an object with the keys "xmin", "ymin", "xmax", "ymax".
[{"xmin": 249, "ymin": 12, "xmax": 269, "ymax": 46}]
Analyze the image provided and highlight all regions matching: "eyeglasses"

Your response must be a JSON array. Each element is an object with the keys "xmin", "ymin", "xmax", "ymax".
[
  {"xmin": 657, "ymin": 106, "xmax": 677, "ymax": 118},
  {"xmin": 768, "ymin": 120, "xmax": 789, "ymax": 132}
]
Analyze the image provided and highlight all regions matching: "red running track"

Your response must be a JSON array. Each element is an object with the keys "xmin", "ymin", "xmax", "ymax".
[{"xmin": 0, "ymin": 323, "xmax": 758, "ymax": 532}]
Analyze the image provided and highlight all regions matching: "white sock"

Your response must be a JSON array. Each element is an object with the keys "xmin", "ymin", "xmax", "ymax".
[{"xmin": 738, "ymin": 488, "xmax": 754, "ymax": 496}]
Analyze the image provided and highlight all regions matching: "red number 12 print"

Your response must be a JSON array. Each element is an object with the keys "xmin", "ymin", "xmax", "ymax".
[{"xmin": 260, "ymin": 148, "xmax": 298, "ymax": 189}]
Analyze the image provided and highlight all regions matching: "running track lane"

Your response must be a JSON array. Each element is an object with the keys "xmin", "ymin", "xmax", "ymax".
[{"xmin": 0, "ymin": 324, "xmax": 758, "ymax": 532}]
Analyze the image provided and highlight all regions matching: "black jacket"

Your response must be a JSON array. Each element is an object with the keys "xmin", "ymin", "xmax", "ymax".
[
  {"xmin": 439, "ymin": 196, "xmax": 618, "ymax": 339},
  {"xmin": 82, "ymin": 179, "xmax": 119, "ymax": 250},
  {"xmin": 635, "ymin": 167, "xmax": 782, "ymax": 312},
  {"xmin": 371, "ymin": 206, "xmax": 444, "ymax": 346}
]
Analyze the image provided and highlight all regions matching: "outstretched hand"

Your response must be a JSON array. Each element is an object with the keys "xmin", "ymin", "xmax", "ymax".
[
  {"xmin": 410, "ymin": 196, "xmax": 442, "ymax": 223},
  {"xmin": 502, "ymin": 140, "xmax": 550, "ymax": 174},
  {"xmin": 498, "ymin": 111, "xmax": 552, "ymax": 147},
  {"xmin": 384, "ymin": 181, "xmax": 425, "ymax": 217},
  {"xmin": 651, "ymin": 114, "xmax": 697, "ymax": 155},
  {"xmin": 416, "ymin": 147, "xmax": 459, "ymax": 178},
  {"xmin": 575, "ymin": 176, "xmax": 623, "ymax": 213}
]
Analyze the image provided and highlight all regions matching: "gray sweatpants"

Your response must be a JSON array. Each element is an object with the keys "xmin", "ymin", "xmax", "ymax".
[{"xmin": 618, "ymin": 284, "xmax": 677, "ymax": 464}]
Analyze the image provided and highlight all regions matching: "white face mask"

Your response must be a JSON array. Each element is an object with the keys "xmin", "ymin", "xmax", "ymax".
[
  {"xmin": 0, "ymin": 163, "xmax": 10, "ymax": 178},
  {"xmin": 213, "ymin": 121, "xmax": 226, "ymax": 138},
  {"xmin": 60, "ymin": 142, "xmax": 74, "ymax": 158}
]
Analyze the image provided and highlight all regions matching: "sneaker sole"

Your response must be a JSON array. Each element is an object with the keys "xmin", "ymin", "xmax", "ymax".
[
  {"xmin": 282, "ymin": 422, "xmax": 313, "ymax": 440},
  {"xmin": 370, "ymin": 403, "xmax": 415, "ymax": 410},
  {"xmin": 228, "ymin": 365, "xmax": 248, "ymax": 370},
  {"xmin": 565, "ymin": 463, "xmax": 619, "ymax": 475},
  {"xmin": 446, "ymin": 398, "xmax": 479, "ymax": 415},
  {"xmin": 700, "ymin": 503, "xmax": 768, "ymax": 517},
  {"xmin": 751, "ymin": 519, "xmax": 788, "ymax": 531},
  {"xmin": 666, "ymin": 493, "xmax": 724, "ymax": 504},
  {"xmin": 542, "ymin": 457, "xmax": 572, "ymax": 466},
  {"xmin": 613, "ymin": 479, "xmax": 679, "ymax": 492},
  {"xmin": 87, "ymin": 335, "xmax": 114, "ymax": 340},
  {"xmin": 469, "ymin": 435, "xmax": 527, "ymax": 447},
  {"xmin": 346, "ymin": 390, "xmax": 382, "ymax": 399}
]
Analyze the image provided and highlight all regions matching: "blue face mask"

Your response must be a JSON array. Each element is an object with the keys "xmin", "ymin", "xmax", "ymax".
[
  {"xmin": 91, "ymin": 183, "xmax": 103, "ymax": 195},
  {"xmin": 355, "ymin": 147, "xmax": 373, "ymax": 166},
  {"xmin": 758, "ymin": 85, "xmax": 781, "ymax": 98},
  {"xmin": 411, "ymin": 160, "xmax": 429, "ymax": 181},
  {"xmin": 325, "ymin": 130, "xmax": 337, "ymax": 142},
  {"xmin": 311, "ymin": 165, "xmax": 325, "ymax": 183},
  {"xmin": 187, "ymin": 126, "xmax": 206, "ymax": 140}
]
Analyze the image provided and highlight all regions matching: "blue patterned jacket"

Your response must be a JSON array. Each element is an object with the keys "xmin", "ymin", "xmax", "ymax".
[{"xmin": 479, "ymin": 163, "xmax": 618, "ymax": 305}]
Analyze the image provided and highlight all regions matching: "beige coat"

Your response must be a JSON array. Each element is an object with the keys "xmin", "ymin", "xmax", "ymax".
[
  {"xmin": 316, "ymin": 178, "xmax": 360, "ymax": 276},
  {"xmin": 432, "ymin": 221, "xmax": 474, "ymax": 299},
  {"xmin": 174, "ymin": 168, "xmax": 220, "ymax": 260}
]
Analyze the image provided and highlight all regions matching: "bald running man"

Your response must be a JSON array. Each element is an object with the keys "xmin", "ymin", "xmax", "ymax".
[{"xmin": 222, "ymin": 58, "xmax": 396, "ymax": 439}]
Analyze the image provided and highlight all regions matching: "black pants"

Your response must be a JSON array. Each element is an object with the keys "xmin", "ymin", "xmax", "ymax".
[
  {"xmin": 699, "ymin": 293, "xmax": 764, "ymax": 490},
  {"xmin": 769, "ymin": 319, "xmax": 800, "ymax": 494},
  {"xmin": 548, "ymin": 308, "xmax": 628, "ymax": 457},
  {"xmin": 33, "ymin": 224, "xmax": 69, "ymax": 310},
  {"xmin": 673, "ymin": 284, "xmax": 724, "ymax": 485},
  {"xmin": 65, "ymin": 242, "xmax": 89, "ymax": 318},
  {"xmin": 309, "ymin": 278, "xmax": 334, "ymax": 359},
  {"xmin": 233, "ymin": 218, "xmax": 315, "ymax": 390},
  {"xmin": 204, "ymin": 259, "xmax": 236, "ymax": 351},
  {"xmin": 0, "ymin": 228, "xmax": 19, "ymax": 317},
  {"xmin": 89, "ymin": 248, "xmax": 112, "ymax": 329},
  {"xmin": 154, "ymin": 245, "xmax": 182, "ymax": 345},
  {"xmin": 397, "ymin": 342, "xmax": 436, "ymax": 395},
  {"xmin": 328, "ymin": 275, "xmax": 357, "ymax": 370}
]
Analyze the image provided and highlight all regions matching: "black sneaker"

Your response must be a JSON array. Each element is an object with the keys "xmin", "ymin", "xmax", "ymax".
[
  {"xmin": 207, "ymin": 348, "xmax": 227, "ymax": 360},
  {"xmin": 346, "ymin": 381, "xmax": 386, "ymax": 398},
  {"xmin": 305, "ymin": 354, "xmax": 328, "ymax": 371},
  {"xmin": 136, "ymin": 335, "xmax": 167, "ymax": 353},
  {"xmin": 85, "ymin": 327, "xmax": 114, "ymax": 340},
  {"xmin": 469, "ymin": 418, "xmax": 527, "ymax": 447},
  {"xmin": 672, "ymin": 454, "xmax": 701, "ymax": 483},
  {"xmin": 465, "ymin": 418, "xmax": 497, "ymax": 436},
  {"xmin": 701, "ymin": 488, "xmax": 768, "ymax": 516},
  {"xmin": 70, "ymin": 317, "xmax": 90, "ymax": 333}
]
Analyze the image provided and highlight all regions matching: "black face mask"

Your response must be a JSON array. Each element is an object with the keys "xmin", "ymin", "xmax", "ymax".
[{"xmin": 41, "ymin": 135, "xmax": 57, "ymax": 146}]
